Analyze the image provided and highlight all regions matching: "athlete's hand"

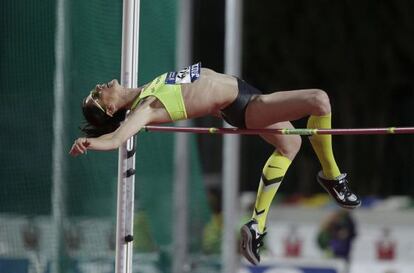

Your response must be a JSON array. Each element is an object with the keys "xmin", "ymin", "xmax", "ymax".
[{"xmin": 69, "ymin": 138, "xmax": 90, "ymax": 156}]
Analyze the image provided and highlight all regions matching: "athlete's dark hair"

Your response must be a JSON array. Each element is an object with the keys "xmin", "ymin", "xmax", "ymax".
[{"xmin": 80, "ymin": 98, "xmax": 127, "ymax": 138}]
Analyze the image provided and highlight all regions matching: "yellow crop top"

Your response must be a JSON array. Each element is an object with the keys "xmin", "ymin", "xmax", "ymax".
[{"xmin": 130, "ymin": 63, "xmax": 201, "ymax": 121}]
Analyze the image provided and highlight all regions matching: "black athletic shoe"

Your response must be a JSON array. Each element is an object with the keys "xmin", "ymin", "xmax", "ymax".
[
  {"xmin": 240, "ymin": 219, "xmax": 267, "ymax": 265},
  {"xmin": 317, "ymin": 171, "xmax": 361, "ymax": 209}
]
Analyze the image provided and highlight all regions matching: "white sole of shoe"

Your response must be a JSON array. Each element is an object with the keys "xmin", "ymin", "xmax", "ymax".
[{"xmin": 240, "ymin": 225, "xmax": 259, "ymax": 265}]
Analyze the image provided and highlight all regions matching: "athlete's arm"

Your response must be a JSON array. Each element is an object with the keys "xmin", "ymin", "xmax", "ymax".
[{"xmin": 70, "ymin": 98, "xmax": 162, "ymax": 156}]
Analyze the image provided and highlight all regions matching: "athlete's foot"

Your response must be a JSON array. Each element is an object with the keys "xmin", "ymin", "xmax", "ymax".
[
  {"xmin": 240, "ymin": 219, "xmax": 266, "ymax": 265},
  {"xmin": 317, "ymin": 171, "xmax": 361, "ymax": 209}
]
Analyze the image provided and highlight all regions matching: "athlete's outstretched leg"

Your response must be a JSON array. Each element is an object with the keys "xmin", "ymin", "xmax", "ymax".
[
  {"xmin": 250, "ymin": 121, "xmax": 301, "ymax": 233},
  {"xmin": 252, "ymin": 151, "xmax": 291, "ymax": 232},
  {"xmin": 240, "ymin": 121, "xmax": 301, "ymax": 265},
  {"xmin": 300, "ymin": 91, "xmax": 360, "ymax": 208},
  {"xmin": 246, "ymin": 89, "xmax": 360, "ymax": 209}
]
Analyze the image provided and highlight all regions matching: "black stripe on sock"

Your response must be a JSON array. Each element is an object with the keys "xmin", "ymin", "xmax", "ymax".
[
  {"xmin": 255, "ymin": 207, "xmax": 265, "ymax": 216},
  {"xmin": 261, "ymin": 174, "xmax": 283, "ymax": 186}
]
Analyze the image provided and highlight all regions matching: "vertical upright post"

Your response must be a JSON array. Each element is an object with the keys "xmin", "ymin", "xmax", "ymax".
[
  {"xmin": 115, "ymin": 1, "xmax": 140, "ymax": 273},
  {"xmin": 52, "ymin": 0, "xmax": 67, "ymax": 272},
  {"xmin": 222, "ymin": 0, "xmax": 243, "ymax": 273},
  {"xmin": 173, "ymin": 0, "xmax": 193, "ymax": 273}
]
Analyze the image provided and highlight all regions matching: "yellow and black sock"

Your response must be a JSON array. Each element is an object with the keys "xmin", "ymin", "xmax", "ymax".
[
  {"xmin": 307, "ymin": 113, "xmax": 341, "ymax": 179},
  {"xmin": 252, "ymin": 151, "xmax": 291, "ymax": 233}
]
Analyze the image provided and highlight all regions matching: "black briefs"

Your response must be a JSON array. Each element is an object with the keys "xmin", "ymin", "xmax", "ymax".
[{"xmin": 220, "ymin": 78, "xmax": 262, "ymax": 128}]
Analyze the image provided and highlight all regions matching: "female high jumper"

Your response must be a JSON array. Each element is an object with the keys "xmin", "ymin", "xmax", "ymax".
[{"xmin": 69, "ymin": 63, "xmax": 360, "ymax": 265}]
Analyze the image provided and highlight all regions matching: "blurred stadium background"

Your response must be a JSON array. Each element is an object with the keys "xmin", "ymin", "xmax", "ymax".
[{"xmin": 1, "ymin": 0, "xmax": 414, "ymax": 273}]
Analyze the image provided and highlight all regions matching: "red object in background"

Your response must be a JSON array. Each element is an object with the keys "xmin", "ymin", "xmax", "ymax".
[
  {"xmin": 376, "ymin": 240, "xmax": 395, "ymax": 260},
  {"xmin": 284, "ymin": 236, "xmax": 302, "ymax": 257},
  {"xmin": 376, "ymin": 228, "xmax": 396, "ymax": 261}
]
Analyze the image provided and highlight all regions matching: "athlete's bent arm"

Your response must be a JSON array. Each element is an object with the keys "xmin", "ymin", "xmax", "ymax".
[{"xmin": 69, "ymin": 102, "xmax": 158, "ymax": 156}]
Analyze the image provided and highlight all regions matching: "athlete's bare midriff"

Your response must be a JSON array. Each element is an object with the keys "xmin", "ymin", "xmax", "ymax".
[{"xmin": 180, "ymin": 68, "xmax": 239, "ymax": 118}]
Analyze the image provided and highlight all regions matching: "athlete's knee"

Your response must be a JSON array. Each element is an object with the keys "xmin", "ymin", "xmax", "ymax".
[
  {"xmin": 277, "ymin": 136, "xmax": 302, "ymax": 160},
  {"xmin": 309, "ymin": 89, "xmax": 331, "ymax": 115}
]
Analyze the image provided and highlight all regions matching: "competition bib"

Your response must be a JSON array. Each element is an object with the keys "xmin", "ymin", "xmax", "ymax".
[{"xmin": 165, "ymin": 62, "xmax": 201, "ymax": 84}]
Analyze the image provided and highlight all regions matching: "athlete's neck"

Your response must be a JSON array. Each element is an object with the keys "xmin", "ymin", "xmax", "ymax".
[{"xmin": 119, "ymin": 86, "xmax": 143, "ymax": 109}]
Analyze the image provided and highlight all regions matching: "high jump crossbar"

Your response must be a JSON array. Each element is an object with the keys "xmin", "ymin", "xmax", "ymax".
[{"xmin": 143, "ymin": 125, "xmax": 414, "ymax": 136}]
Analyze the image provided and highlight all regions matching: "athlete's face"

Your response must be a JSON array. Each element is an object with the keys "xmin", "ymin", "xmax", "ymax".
[
  {"xmin": 96, "ymin": 79, "xmax": 121, "ymax": 105},
  {"xmin": 86, "ymin": 79, "xmax": 122, "ymax": 116}
]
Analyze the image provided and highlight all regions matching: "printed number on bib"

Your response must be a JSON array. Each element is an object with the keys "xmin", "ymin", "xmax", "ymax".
[{"xmin": 165, "ymin": 62, "xmax": 201, "ymax": 84}]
